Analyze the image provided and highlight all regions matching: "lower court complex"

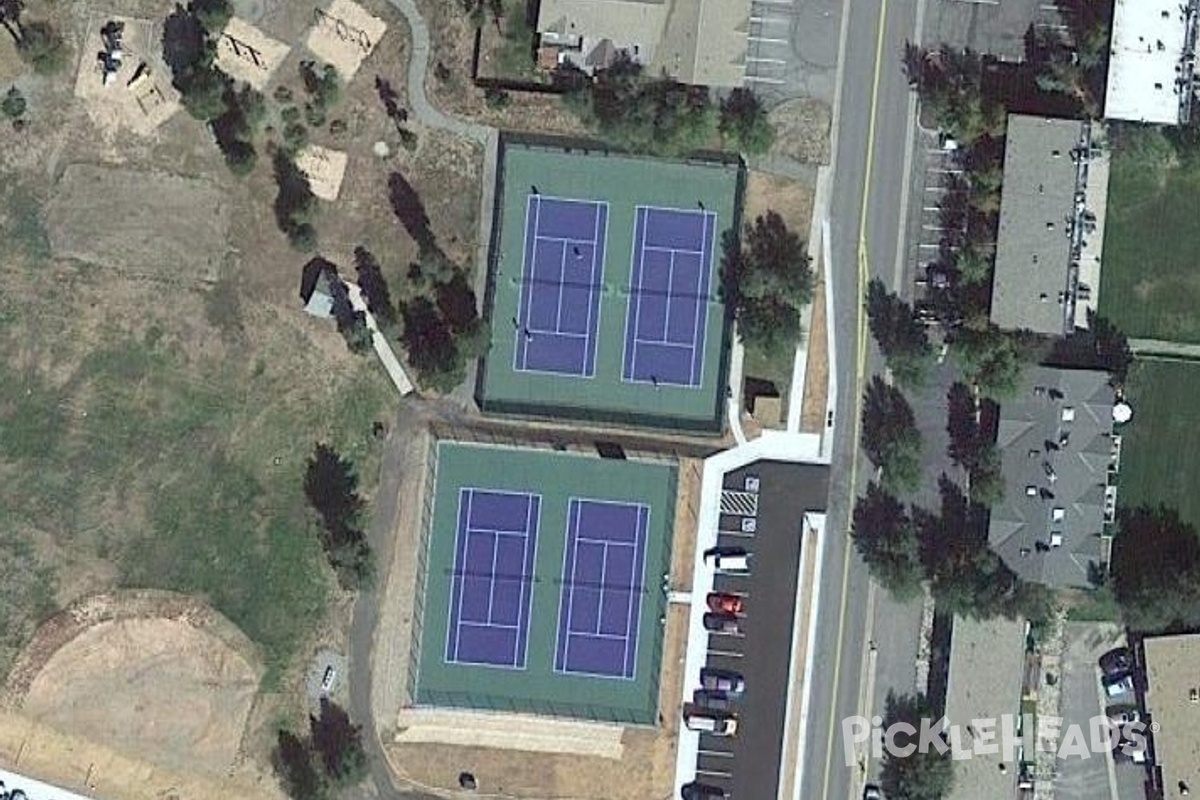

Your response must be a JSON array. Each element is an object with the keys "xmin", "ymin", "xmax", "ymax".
[
  {"xmin": 409, "ymin": 441, "xmax": 677, "ymax": 724},
  {"xmin": 476, "ymin": 138, "xmax": 745, "ymax": 431}
]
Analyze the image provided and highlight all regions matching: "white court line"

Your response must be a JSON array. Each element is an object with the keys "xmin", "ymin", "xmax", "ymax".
[
  {"xmin": 555, "ymin": 499, "xmax": 583, "ymax": 671},
  {"xmin": 525, "ymin": 327, "xmax": 589, "ymax": 338},
  {"xmin": 583, "ymin": 203, "xmax": 602, "ymax": 376},
  {"xmin": 634, "ymin": 338, "xmax": 694, "ymax": 350},
  {"xmin": 626, "ymin": 505, "xmax": 650, "ymax": 678},
  {"xmin": 622, "ymin": 207, "xmax": 647, "ymax": 381},
  {"xmin": 450, "ymin": 488, "xmax": 475, "ymax": 662},
  {"xmin": 534, "ymin": 234, "xmax": 600, "ymax": 245},
  {"xmin": 593, "ymin": 541, "xmax": 610, "ymax": 636},
  {"xmin": 641, "ymin": 244, "xmax": 707, "ymax": 257},
  {"xmin": 512, "ymin": 195, "xmax": 539, "ymax": 373},
  {"xmin": 554, "ymin": 238, "xmax": 568, "ymax": 332},
  {"xmin": 458, "ymin": 620, "xmax": 521, "ymax": 630},
  {"xmin": 512, "ymin": 496, "xmax": 534, "ymax": 668},
  {"xmin": 661, "ymin": 250, "xmax": 677, "ymax": 342},
  {"xmin": 689, "ymin": 211, "xmax": 715, "ymax": 386}
]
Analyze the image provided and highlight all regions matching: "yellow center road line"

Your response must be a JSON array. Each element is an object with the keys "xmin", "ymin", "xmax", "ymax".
[{"xmin": 820, "ymin": 0, "xmax": 888, "ymax": 794}]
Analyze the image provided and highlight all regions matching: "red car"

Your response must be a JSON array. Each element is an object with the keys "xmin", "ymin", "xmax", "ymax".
[{"xmin": 707, "ymin": 592, "xmax": 745, "ymax": 615}]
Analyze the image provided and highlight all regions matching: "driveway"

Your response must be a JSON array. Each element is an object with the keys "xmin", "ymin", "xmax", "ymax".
[{"xmin": 1054, "ymin": 622, "xmax": 1126, "ymax": 800}]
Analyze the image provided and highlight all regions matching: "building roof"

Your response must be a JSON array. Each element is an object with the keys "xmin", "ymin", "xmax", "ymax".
[
  {"xmin": 944, "ymin": 615, "xmax": 1027, "ymax": 800},
  {"xmin": 536, "ymin": 0, "xmax": 749, "ymax": 87},
  {"xmin": 1104, "ymin": 0, "xmax": 1194, "ymax": 125},
  {"xmin": 300, "ymin": 260, "xmax": 337, "ymax": 318},
  {"xmin": 1143, "ymin": 633, "xmax": 1200, "ymax": 799},
  {"xmin": 992, "ymin": 115, "xmax": 1089, "ymax": 335},
  {"xmin": 988, "ymin": 365, "xmax": 1116, "ymax": 588}
]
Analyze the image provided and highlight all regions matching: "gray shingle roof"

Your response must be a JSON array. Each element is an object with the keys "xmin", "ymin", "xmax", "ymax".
[
  {"xmin": 988, "ymin": 366, "xmax": 1116, "ymax": 587},
  {"xmin": 991, "ymin": 115, "xmax": 1088, "ymax": 335}
]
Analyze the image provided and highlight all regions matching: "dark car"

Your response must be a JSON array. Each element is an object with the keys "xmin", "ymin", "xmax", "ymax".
[
  {"xmin": 693, "ymin": 689, "xmax": 733, "ymax": 712},
  {"xmin": 681, "ymin": 781, "xmax": 728, "ymax": 800},
  {"xmin": 700, "ymin": 667, "xmax": 745, "ymax": 696},
  {"xmin": 703, "ymin": 612, "xmax": 743, "ymax": 635},
  {"xmin": 1099, "ymin": 647, "xmax": 1135, "ymax": 677}
]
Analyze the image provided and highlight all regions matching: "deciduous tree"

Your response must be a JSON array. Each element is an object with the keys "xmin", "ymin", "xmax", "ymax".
[{"xmin": 880, "ymin": 692, "xmax": 955, "ymax": 800}]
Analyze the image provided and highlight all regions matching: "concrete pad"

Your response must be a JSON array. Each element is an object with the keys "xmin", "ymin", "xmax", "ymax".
[
  {"xmin": 72, "ymin": 16, "xmax": 181, "ymax": 138},
  {"xmin": 394, "ymin": 708, "xmax": 624, "ymax": 758},
  {"xmin": 295, "ymin": 144, "xmax": 348, "ymax": 201},
  {"xmin": 215, "ymin": 17, "xmax": 290, "ymax": 90},
  {"xmin": 304, "ymin": 0, "xmax": 386, "ymax": 80}
]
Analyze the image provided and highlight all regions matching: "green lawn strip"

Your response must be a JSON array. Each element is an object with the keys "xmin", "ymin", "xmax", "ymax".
[
  {"xmin": 1100, "ymin": 128, "xmax": 1200, "ymax": 342},
  {"xmin": 1119, "ymin": 358, "xmax": 1200, "ymax": 529}
]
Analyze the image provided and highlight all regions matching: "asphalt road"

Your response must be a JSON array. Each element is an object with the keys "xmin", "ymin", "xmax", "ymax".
[{"xmin": 798, "ymin": 0, "xmax": 927, "ymax": 795}]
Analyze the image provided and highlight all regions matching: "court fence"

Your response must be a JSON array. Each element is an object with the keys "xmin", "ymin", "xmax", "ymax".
[
  {"xmin": 405, "ymin": 432, "xmax": 440, "ymax": 707},
  {"xmin": 474, "ymin": 133, "xmax": 745, "ymax": 434},
  {"xmin": 405, "ymin": 429, "xmax": 677, "ymax": 727}
]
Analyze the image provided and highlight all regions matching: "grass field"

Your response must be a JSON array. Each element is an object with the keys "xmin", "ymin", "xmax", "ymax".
[
  {"xmin": 414, "ymin": 442, "xmax": 676, "ymax": 724},
  {"xmin": 1099, "ymin": 127, "xmax": 1200, "ymax": 342},
  {"xmin": 0, "ymin": 177, "xmax": 392, "ymax": 685},
  {"xmin": 1119, "ymin": 358, "xmax": 1200, "ymax": 528},
  {"xmin": 478, "ymin": 140, "xmax": 741, "ymax": 430}
]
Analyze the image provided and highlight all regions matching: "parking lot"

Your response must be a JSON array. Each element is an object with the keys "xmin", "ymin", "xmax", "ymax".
[
  {"xmin": 689, "ymin": 461, "xmax": 829, "ymax": 798},
  {"xmin": 744, "ymin": 0, "xmax": 842, "ymax": 103},
  {"xmin": 1054, "ymin": 623, "xmax": 1151, "ymax": 800}
]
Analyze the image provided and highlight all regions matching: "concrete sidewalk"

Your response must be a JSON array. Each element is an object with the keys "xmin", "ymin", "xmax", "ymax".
[{"xmin": 346, "ymin": 282, "xmax": 415, "ymax": 396}]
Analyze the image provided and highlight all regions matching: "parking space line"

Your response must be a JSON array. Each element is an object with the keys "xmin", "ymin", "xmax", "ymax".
[
  {"xmin": 719, "ymin": 529, "xmax": 755, "ymax": 539},
  {"xmin": 708, "ymin": 649, "xmax": 743, "ymax": 658},
  {"xmin": 696, "ymin": 769, "xmax": 732, "ymax": 779},
  {"xmin": 750, "ymin": 15, "xmax": 791, "ymax": 24},
  {"xmin": 700, "ymin": 750, "xmax": 734, "ymax": 758},
  {"xmin": 747, "ymin": 37, "xmax": 788, "ymax": 45},
  {"xmin": 744, "ymin": 76, "xmax": 786, "ymax": 84}
]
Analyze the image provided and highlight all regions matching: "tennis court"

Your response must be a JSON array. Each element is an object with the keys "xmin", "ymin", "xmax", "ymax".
[
  {"xmin": 478, "ymin": 139, "xmax": 744, "ymax": 431},
  {"xmin": 623, "ymin": 206, "xmax": 717, "ymax": 387},
  {"xmin": 445, "ymin": 488, "xmax": 541, "ymax": 669},
  {"xmin": 554, "ymin": 498, "xmax": 650, "ymax": 679},
  {"xmin": 413, "ymin": 442, "xmax": 676, "ymax": 724},
  {"xmin": 514, "ymin": 195, "xmax": 608, "ymax": 377}
]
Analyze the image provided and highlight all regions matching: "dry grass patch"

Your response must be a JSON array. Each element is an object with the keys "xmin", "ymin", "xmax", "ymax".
[
  {"xmin": 45, "ymin": 165, "xmax": 230, "ymax": 281},
  {"xmin": 769, "ymin": 97, "xmax": 832, "ymax": 165},
  {"xmin": 215, "ymin": 16, "xmax": 292, "ymax": 89}
]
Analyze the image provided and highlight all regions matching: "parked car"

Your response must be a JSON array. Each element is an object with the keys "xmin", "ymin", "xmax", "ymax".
[
  {"xmin": 706, "ymin": 592, "xmax": 745, "ymax": 615},
  {"xmin": 703, "ymin": 612, "xmax": 743, "ymax": 635},
  {"xmin": 700, "ymin": 667, "xmax": 745, "ymax": 697},
  {"xmin": 692, "ymin": 689, "xmax": 733, "ymax": 712},
  {"xmin": 863, "ymin": 785, "xmax": 883, "ymax": 800},
  {"xmin": 1099, "ymin": 647, "xmax": 1135, "ymax": 677},
  {"xmin": 1107, "ymin": 705, "xmax": 1142, "ymax": 725},
  {"xmin": 680, "ymin": 781, "xmax": 729, "ymax": 800},
  {"xmin": 683, "ymin": 709, "xmax": 738, "ymax": 736},
  {"xmin": 320, "ymin": 665, "xmax": 336, "ymax": 693},
  {"xmin": 703, "ymin": 547, "xmax": 751, "ymax": 574},
  {"xmin": 1103, "ymin": 672, "xmax": 1136, "ymax": 698}
]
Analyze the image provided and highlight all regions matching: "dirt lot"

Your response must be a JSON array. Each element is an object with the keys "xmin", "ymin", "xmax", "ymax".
[
  {"xmin": 8, "ymin": 592, "xmax": 260, "ymax": 777},
  {"xmin": 769, "ymin": 97, "xmax": 833, "ymax": 166}
]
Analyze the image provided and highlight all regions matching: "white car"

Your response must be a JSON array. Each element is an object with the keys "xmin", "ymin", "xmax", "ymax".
[
  {"xmin": 704, "ymin": 547, "xmax": 750, "ymax": 574},
  {"xmin": 1103, "ymin": 673, "xmax": 1135, "ymax": 698},
  {"xmin": 683, "ymin": 710, "xmax": 738, "ymax": 736}
]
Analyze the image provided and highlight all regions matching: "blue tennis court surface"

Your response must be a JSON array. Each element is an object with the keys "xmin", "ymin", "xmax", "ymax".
[
  {"xmin": 514, "ymin": 195, "xmax": 609, "ymax": 377},
  {"xmin": 622, "ymin": 206, "xmax": 717, "ymax": 387},
  {"xmin": 445, "ymin": 488, "xmax": 541, "ymax": 669},
  {"xmin": 554, "ymin": 498, "xmax": 650, "ymax": 679}
]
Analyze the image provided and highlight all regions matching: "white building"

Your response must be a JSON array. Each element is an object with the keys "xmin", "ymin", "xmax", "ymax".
[{"xmin": 1104, "ymin": 0, "xmax": 1198, "ymax": 125}]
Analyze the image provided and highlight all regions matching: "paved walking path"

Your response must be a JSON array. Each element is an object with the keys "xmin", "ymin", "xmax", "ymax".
[
  {"xmin": 346, "ymin": 282, "xmax": 415, "ymax": 395},
  {"xmin": 1129, "ymin": 338, "xmax": 1200, "ymax": 359},
  {"xmin": 380, "ymin": 0, "xmax": 491, "ymax": 144}
]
